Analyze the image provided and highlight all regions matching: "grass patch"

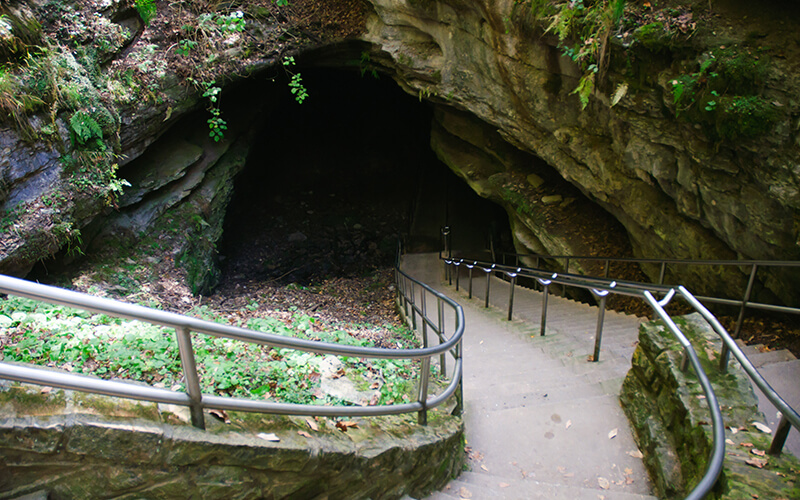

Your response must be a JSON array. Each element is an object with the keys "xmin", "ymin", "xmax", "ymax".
[{"xmin": 0, "ymin": 295, "xmax": 425, "ymax": 406}]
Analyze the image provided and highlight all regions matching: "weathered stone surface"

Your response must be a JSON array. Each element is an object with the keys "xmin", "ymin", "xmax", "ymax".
[
  {"xmin": 0, "ymin": 384, "xmax": 464, "ymax": 499},
  {"xmin": 620, "ymin": 313, "xmax": 799, "ymax": 499},
  {"xmin": 361, "ymin": 0, "xmax": 800, "ymax": 305}
]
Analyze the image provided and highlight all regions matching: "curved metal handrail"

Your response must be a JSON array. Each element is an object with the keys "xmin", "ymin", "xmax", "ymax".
[
  {"xmin": 0, "ymin": 263, "xmax": 465, "ymax": 428},
  {"xmin": 442, "ymin": 255, "xmax": 763, "ymax": 499}
]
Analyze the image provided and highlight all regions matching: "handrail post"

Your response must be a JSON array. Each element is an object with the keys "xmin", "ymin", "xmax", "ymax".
[
  {"xmin": 484, "ymin": 267, "xmax": 492, "ymax": 308},
  {"xmin": 604, "ymin": 259, "xmax": 610, "ymax": 278},
  {"xmin": 541, "ymin": 283, "xmax": 550, "ymax": 336},
  {"xmin": 733, "ymin": 264, "xmax": 758, "ymax": 339},
  {"xmin": 658, "ymin": 261, "xmax": 667, "ymax": 285},
  {"xmin": 768, "ymin": 413, "xmax": 791, "ymax": 456},
  {"xmin": 421, "ymin": 290, "xmax": 428, "ymax": 348},
  {"xmin": 438, "ymin": 299, "xmax": 446, "ymax": 378},
  {"xmin": 507, "ymin": 271, "xmax": 518, "ymax": 321},
  {"xmin": 176, "ymin": 327, "xmax": 205, "ymax": 430},
  {"xmin": 565, "ymin": 257, "xmax": 570, "ymax": 274},
  {"xmin": 410, "ymin": 281, "xmax": 417, "ymax": 330},
  {"xmin": 467, "ymin": 263, "xmax": 474, "ymax": 299},
  {"xmin": 455, "ymin": 261, "xmax": 461, "ymax": 291},
  {"xmin": 417, "ymin": 357, "xmax": 430, "ymax": 425},
  {"xmin": 592, "ymin": 293, "xmax": 608, "ymax": 362}
]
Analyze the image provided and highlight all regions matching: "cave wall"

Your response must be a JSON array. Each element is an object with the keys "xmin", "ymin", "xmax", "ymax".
[
  {"xmin": 359, "ymin": 0, "xmax": 800, "ymax": 303},
  {"xmin": 0, "ymin": 0, "xmax": 799, "ymax": 305}
]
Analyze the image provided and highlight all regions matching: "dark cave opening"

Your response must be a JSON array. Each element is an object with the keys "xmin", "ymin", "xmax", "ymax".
[{"xmin": 219, "ymin": 67, "xmax": 511, "ymax": 286}]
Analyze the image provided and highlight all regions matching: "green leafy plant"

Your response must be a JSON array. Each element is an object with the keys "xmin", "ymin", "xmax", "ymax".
[
  {"xmin": 135, "ymin": 0, "xmax": 157, "ymax": 26},
  {"xmin": 542, "ymin": 0, "xmax": 627, "ymax": 109},
  {"xmin": 69, "ymin": 110, "xmax": 104, "ymax": 150},
  {"xmin": 175, "ymin": 39, "xmax": 197, "ymax": 56},
  {"xmin": 670, "ymin": 48, "xmax": 778, "ymax": 142},
  {"xmin": 282, "ymin": 56, "xmax": 308, "ymax": 104},
  {"xmin": 0, "ymin": 297, "xmax": 427, "ymax": 406},
  {"xmin": 197, "ymin": 80, "xmax": 228, "ymax": 142}
]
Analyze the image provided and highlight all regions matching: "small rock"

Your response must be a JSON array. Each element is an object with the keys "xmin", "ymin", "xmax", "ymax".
[
  {"xmin": 526, "ymin": 173, "xmax": 544, "ymax": 188},
  {"xmin": 288, "ymin": 232, "xmax": 307, "ymax": 243},
  {"xmin": 541, "ymin": 195, "xmax": 563, "ymax": 205}
]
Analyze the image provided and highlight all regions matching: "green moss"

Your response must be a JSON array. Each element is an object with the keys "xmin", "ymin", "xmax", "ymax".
[
  {"xmin": 0, "ymin": 384, "xmax": 67, "ymax": 414},
  {"xmin": 73, "ymin": 392, "xmax": 161, "ymax": 421},
  {"xmin": 634, "ymin": 22, "xmax": 669, "ymax": 51},
  {"xmin": 716, "ymin": 95, "xmax": 778, "ymax": 141}
]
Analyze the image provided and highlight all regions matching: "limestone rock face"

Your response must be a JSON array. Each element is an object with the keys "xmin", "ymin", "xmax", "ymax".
[{"xmin": 361, "ymin": 0, "xmax": 800, "ymax": 303}]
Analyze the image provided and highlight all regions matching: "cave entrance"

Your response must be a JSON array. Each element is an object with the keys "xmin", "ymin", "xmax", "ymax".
[{"xmin": 220, "ymin": 67, "xmax": 510, "ymax": 287}]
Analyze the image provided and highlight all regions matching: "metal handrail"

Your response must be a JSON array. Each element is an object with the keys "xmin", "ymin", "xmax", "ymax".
[
  {"xmin": 444, "ymin": 251, "xmax": 797, "ymax": 499},
  {"xmin": 492, "ymin": 250, "xmax": 800, "ymax": 339},
  {"xmin": 447, "ymin": 255, "xmax": 798, "ymax": 456},
  {"xmin": 0, "ymin": 263, "xmax": 464, "ymax": 429},
  {"xmin": 445, "ymin": 256, "xmax": 725, "ymax": 498}
]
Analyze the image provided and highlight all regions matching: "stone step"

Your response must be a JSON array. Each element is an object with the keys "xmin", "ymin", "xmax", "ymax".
[
  {"xmin": 453, "ymin": 471, "xmax": 657, "ymax": 499},
  {"xmin": 467, "ymin": 377, "xmax": 627, "ymax": 413}
]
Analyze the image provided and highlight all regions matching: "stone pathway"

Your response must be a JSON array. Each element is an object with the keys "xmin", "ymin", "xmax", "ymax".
[{"xmin": 400, "ymin": 253, "xmax": 656, "ymax": 499}]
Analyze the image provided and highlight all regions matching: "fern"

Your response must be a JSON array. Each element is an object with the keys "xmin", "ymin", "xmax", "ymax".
[
  {"xmin": 571, "ymin": 71, "xmax": 596, "ymax": 110},
  {"xmin": 135, "ymin": 0, "xmax": 157, "ymax": 26},
  {"xmin": 69, "ymin": 111, "xmax": 104, "ymax": 149}
]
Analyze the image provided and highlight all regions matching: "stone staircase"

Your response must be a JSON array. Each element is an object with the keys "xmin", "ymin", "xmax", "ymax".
[
  {"xmin": 400, "ymin": 253, "xmax": 800, "ymax": 499},
  {"xmin": 735, "ymin": 339, "xmax": 800, "ymax": 457},
  {"xmin": 401, "ymin": 253, "xmax": 656, "ymax": 499}
]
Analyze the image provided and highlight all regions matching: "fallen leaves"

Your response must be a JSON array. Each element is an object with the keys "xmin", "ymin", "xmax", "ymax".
[
  {"xmin": 335, "ymin": 420, "xmax": 359, "ymax": 432},
  {"xmin": 305, "ymin": 417, "xmax": 319, "ymax": 431},
  {"xmin": 565, "ymin": 419, "xmax": 572, "ymax": 430},
  {"xmin": 751, "ymin": 449, "xmax": 766, "ymax": 457},
  {"xmin": 752, "ymin": 422, "xmax": 772, "ymax": 434},
  {"xmin": 627, "ymin": 450, "xmax": 644, "ymax": 459},
  {"xmin": 746, "ymin": 457, "xmax": 768, "ymax": 469},
  {"xmin": 608, "ymin": 428, "xmax": 618, "ymax": 440},
  {"xmin": 297, "ymin": 430, "xmax": 311, "ymax": 438},
  {"xmin": 257, "ymin": 432, "xmax": 280, "ymax": 442},
  {"xmin": 458, "ymin": 486, "xmax": 472, "ymax": 498},
  {"xmin": 598, "ymin": 477, "xmax": 610, "ymax": 489},
  {"xmin": 209, "ymin": 409, "xmax": 230, "ymax": 424}
]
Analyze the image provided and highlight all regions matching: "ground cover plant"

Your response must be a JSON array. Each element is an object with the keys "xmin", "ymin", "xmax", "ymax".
[{"xmin": 0, "ymin": 295, "xmax": 426, "ymax": 406}]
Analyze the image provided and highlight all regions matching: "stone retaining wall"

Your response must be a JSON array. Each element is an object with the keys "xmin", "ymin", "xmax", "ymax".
[
  {"xmin": 620, "ymin": 313, "xmax": 799, "ymax": 499},
  {"xmin": 0, "ymin": 381, "xmax": 463, "ymax": 499}
]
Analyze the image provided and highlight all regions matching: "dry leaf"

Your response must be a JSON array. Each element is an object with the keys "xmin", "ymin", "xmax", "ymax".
[
  {"xmin": 746, "ymin": 457, "xmax": 768, "ymax": 469},
  {"xmin": 459, "ymin": 486, "xmax": 473, "ymax": 499},
  {"xmin": 565, "ymin": 420, "xmax": 572, "ymax": 430},
  {"xmin": 563, "ymin": 472, "xmax": 574, "ymax": 478},
  {"xmin": 752, "ymin": 422, "xmax": 772, "ymax": 434},
  {"xmin": 480, "ymin": 464, "xmax": 489, "ymax": 472},
  {"xmin": 297, "ymin": 430, "xmax": 311, "ymax": 438},
  {"xmin": 624, "ymin": 467, "xmax": 633, "ymax": 475},
  {"xmin": 626, "ymin": 477, "xmax": 634, "ymax": 484},
  {"xmin": 257, "ymin": 432, "xmax": 280, "ymax": 442},
  {"xmin": 498, "ymin": 482, "xmax": 510, "ymax": 488},
  {"xmin": 611, "ymin": 83, "xmax": 628, "ymax": 107},
  {"xmin": 751, "ymin": 449, "xmax": 766, "ymax": 457},
  {"xmin": 608, "ymin": 428, "xmax": 618, "ymax": 439},
  {"xmin": 40, "ymin": 386, "xmax": 53, "ymax": 394},
  {"xmin": 726, "ymin": 439, "xmax": 735, "ymax": 445},
  {"xmin": 369, "ymin": 382, "xmax": 380, "ymax": 389},
  {"xmin": 305, "ymin": 418, "xmax": 319, "ymax": 431},
  {"xmin": 210, "ymin": 409, "xmax": 231, "ymax": 424},
  {"xmin": 598, "ymin": 477, "xmax": 610, "ymax": 489},
  {"xmin": 336, "ymin": 421, "xmax": 359, "ymax": 432},
  {"xmin": 730, "ymin": 427, "xmax": 739, "ymax": 434},
  {"xmin": 627, "ymin": 450, "xmax": 644, "ymax": 459},
  {"xmin": 741, "ymin": 442, "xmax": 754, "ymax": 448}
]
